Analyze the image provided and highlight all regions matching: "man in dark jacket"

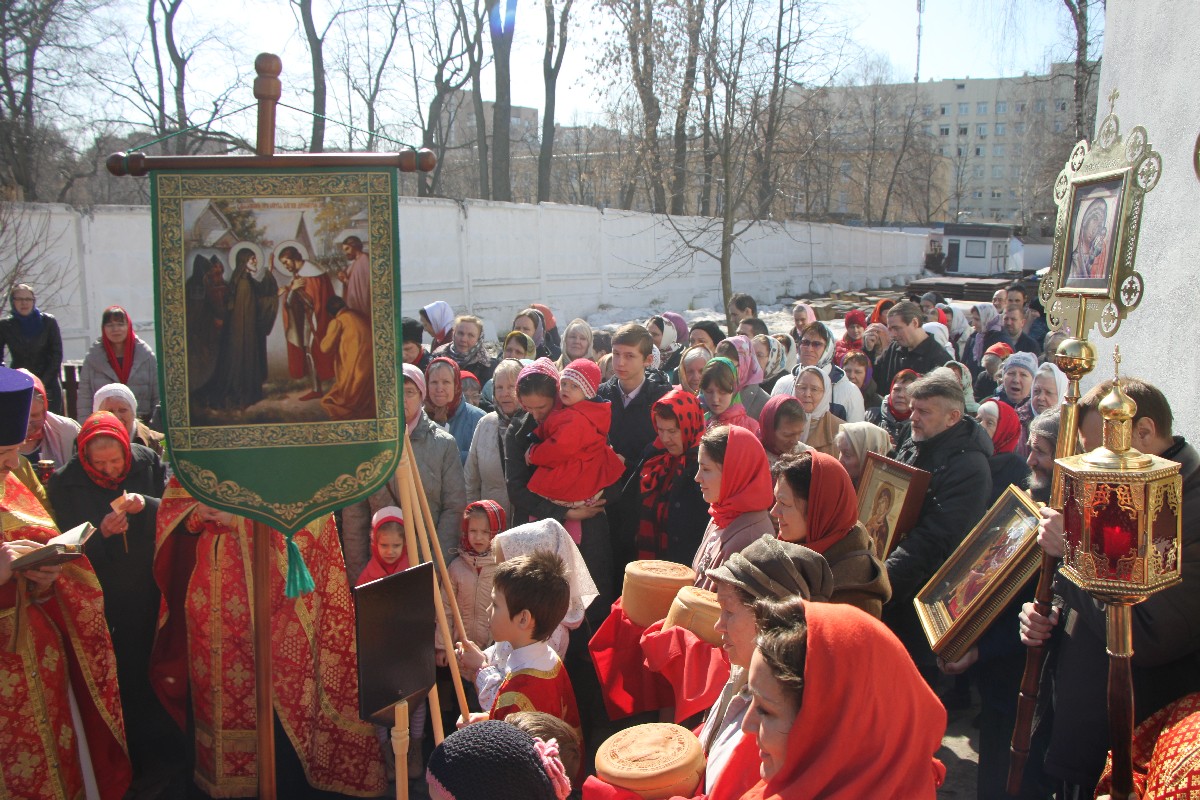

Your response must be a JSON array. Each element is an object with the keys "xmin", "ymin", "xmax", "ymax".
[
  {"xmin": 1003, "ymin": 305, "xmax": 1041, "ymax": 356},
  {"xmin": 884, "ymin": 371, "xmax": 993, "ymax": 677},
  {"xmin": 874, "ymin": 300, "xmax": 952, "ymax": 390},
  {"xmin": 1021, "ymin": 378, "xmax": 1200, "ymax": 796},
  {"xmin": 596, "ymin": 323, "xmax": 671, "ymax": 594}
]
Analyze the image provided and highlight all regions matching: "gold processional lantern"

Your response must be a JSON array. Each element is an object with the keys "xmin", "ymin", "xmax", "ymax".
[{"xmin": 1055, "ymin": 352, "xmax": 1182, "ymax": 798}]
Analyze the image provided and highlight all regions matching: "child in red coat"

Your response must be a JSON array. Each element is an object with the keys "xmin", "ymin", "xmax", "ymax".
[{"xmin": 525, "ymin": 358, "xmax": 625, "ymax": 542}]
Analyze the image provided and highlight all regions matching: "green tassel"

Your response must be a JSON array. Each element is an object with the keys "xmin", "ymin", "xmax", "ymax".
[{"xmin": 284, "ymin": 535, "xmax": 316, "ymax": 598}]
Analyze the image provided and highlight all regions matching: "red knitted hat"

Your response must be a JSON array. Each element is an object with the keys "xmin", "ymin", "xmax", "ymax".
[
  {"xmin": 844, "ymin": 309, "xmax": 867, "ymax": 328},
  {"xmin": 985, "ymin": 342, "xmax": 1014, "ymax": 359},
  {"xmin": 561, "ymin": 358, "xmax": 602, "ymax": 398}
]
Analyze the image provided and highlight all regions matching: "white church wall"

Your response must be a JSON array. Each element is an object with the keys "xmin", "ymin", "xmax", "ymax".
[{"xmin": 1085, "ymin": 1, "xmax": 1200, "ymax": 444}]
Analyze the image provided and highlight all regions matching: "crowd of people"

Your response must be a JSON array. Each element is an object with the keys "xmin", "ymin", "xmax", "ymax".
[{"xmin": 2, "ymin": 281, "xmax": 1199, "ymax": 800}]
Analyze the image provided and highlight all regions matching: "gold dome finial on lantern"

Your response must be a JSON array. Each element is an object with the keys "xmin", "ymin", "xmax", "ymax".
[{"xmin": 1083, "ymin": 346, "xmax": 1152, "ymax": 470}]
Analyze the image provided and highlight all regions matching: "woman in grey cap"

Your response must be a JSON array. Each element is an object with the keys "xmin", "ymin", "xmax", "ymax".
[{"xmin": 696, "ymin": 535, "xmax": 835, "ymax": 797}]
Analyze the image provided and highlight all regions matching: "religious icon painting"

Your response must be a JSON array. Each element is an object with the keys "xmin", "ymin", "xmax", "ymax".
[
  {"xmin": 1062, "ymin": 175, "xmax": 1124, "ymax": 291},
  {"xmin": 151, "ymin": 168, "xmax": 402, "ymax": 534},
  {"xmin": 915, "ymin": 485, "xmax": 1043, "ymax": 663},
  {"xmin": 1038, "ymin": 109, "xmax": 1161, "ymax": 339},
  {"xmin": 856, "ymin": 452, "xmax": 930, "ymax": 560}
]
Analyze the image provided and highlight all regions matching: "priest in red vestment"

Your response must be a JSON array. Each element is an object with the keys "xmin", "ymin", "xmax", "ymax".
[
  {"xmin": 277, "ymin": 245, "xmax": 336, "ymax": 401},
  {"xmin": 150, "ymin": 478, "xmax": 386, "ymax": 797},
  {"xmin": 0, "ymin": 366, "xmax": 131, "ymax": 799}
]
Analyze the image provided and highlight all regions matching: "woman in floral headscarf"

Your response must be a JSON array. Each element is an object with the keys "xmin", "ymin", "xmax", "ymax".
[
  {"xmin": 715, "ymin": 335, "xmax": 768, "ymax": 419},
  {"xmin": 753, "ymin": 334, "xmax": 788, "ymax": 393}
]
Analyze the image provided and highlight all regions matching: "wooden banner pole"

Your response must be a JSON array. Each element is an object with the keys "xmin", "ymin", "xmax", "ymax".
[
  {"xmin": 392, "ymin": 700, "xmax": 410, "ymax": 800},
  {"xmin": 249, "ymin": 55, "xmax": 282, "ymax": 800},
  {"xmin": 251, "ymin": 521, "xmax": 277, "ymax": 800}
]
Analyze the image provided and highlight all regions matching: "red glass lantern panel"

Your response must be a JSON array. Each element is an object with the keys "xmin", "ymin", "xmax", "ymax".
[
  {"xmin": 1150, "ymin": 482, "xmax": 1181, "ymax": 575},
  {"xmin": 1088, "ymin": 483, "xmax": 1139, "ymax": 581}
]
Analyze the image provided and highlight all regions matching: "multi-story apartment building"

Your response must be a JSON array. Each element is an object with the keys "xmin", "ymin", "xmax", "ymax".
[{"xmin": 816, "ymin": 62, "xmax": 1097, "ymax": 227}]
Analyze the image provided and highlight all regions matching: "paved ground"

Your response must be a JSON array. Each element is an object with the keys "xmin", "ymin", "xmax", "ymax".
[{"xmin": 939, "ymin": 699, "xmax": 983, "ymax": 798}]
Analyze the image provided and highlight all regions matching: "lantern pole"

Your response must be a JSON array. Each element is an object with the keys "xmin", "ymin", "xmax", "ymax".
[
  {"xmin": 1106, "ymin": 603, "xmax": 1136, "ymax": 798},
  {"xmin": 1008, "ymin": 305, "xmax": 1095, "ymax": 794}
]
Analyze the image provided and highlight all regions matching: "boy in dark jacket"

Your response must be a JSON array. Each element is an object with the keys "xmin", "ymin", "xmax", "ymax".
[{"xmin": 596, "ymin": 324, "xmax": 671, "ymax": 593}]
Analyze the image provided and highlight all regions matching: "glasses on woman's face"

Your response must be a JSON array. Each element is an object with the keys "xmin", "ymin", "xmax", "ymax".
[
  {"xmin": 12, "ymin": 295, "xmax": 34, "ymax": 304},
  {"xmin": 799, "ymin": 339, "xmax": 824, "ymax": 349}
]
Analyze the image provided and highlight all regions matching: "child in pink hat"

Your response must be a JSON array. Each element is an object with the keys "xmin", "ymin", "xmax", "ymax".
[{"xmin": 525, "ymin": 359, "xmax": 625, "ymax": 542}]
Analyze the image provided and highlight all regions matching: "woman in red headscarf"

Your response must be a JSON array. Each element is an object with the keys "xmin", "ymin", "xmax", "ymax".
[
  {"xmin": 756, "ymin": 395, "xmax": 807, "ymax": 465},
  {"xmin": 46, "ymin": 411, "xmax": 179, "ymax": 786},
  {"xmin": 77, "ymin": 305, "xmax": 160, "ymax": 422},
  {"xmin": 691, "ymin": 425, "xmax": 776, "ymax": 589},
  {"xmin": 637, "ymin": 388, "xmax": 709, "ymax": 563},
  {"xmin": 976, "ymin": 398, "xmax": 1031, "ymax": 505},
  {"xmin": 739, "ymin": 598, "xmax": 947, "ymax": 799},
  {"xmin": 770, "ymin": 450, "xmax": 891, "ymax": 617}
]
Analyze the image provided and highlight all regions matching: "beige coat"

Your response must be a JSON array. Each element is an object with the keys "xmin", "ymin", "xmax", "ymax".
[
  {"xmin": 803, "ymin": 412, "xmax": 845, "ymax": 457},
  {"xmin": 822, "ymin": 523, "xmax": 892, "ymax": 619},
  {"xmin": 692, "ymin": 509, "xmax": 776, "ymax": 591},
  {"xmin": 463, "ymin": 411, "xmax": 513, "ymax": 522},
  {"xmin": 438, "ymin": 549, "xmax": 496, "ymax": 651}
]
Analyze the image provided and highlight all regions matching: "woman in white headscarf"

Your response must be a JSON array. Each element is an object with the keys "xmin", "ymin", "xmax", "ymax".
[
  {"xmin": 940, "ymin": 304, "xmax": 970, "ymax": 360},
  {"xmin": 966, "ymin": 302, "xmax": 1005, "ymax": 378},
  {"xmin": 922, "ymin": 322, "xmax": 955, "ymax": 360},
  {"xmin": 94, "ymin": 382, "xmax": 164, "ymax": 455},
  {"xmin": 1030, "ymin": 361, "xmax": 1068, "ymax": 416},
  {"xmin": 647, "ymin": 315, "xmax": 683, "ymax": 374},
  {"xmin": 493, "ymin": 518, "xmax": 599, "ymax": 658},
  {"xmin": 834, "ymin": 421, "xmax": 894, "ymax": 487},
  {"xmin": 793, "ymin": 365, "xmax": 845, "ymax": 456}
]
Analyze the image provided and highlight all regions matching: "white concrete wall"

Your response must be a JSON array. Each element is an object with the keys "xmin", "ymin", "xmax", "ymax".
[
  {"xmin": 9, "ymin": 198, "xmax": 926, "ymax": 361},
  {"xmin": 1085, "ymin": 1, "xmax": 1200, "ymax": 444}
]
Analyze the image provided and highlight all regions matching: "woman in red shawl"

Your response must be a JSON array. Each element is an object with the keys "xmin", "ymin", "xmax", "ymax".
[
  {"xmin": 77, "ymin": 305, "xmax": 159, "ymax": 422},
  {"xmin": 976, "ymin": 398, "xmax": 1032, "ymax": 505},
  {"xmin": 691, "ymin": 425, "xmax": 775, "ymax": 590},
  {"xmin": 740, "ymin": 598, "xmax": 946, "ymax": 800},
  {"xmin": 769, "ymin": 450, "xmax": 891, "ymax": 617}
]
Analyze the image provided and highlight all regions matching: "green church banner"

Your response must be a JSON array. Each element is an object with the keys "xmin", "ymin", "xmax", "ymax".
[{"xmin": 151, "ymin": 167, "xmax": 402, "ymax": 590}]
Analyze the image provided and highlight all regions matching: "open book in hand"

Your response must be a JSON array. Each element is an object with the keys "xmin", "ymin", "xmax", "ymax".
[{"xmin": 10, "ymin": 522, "xmax": 98, "ymax": 571}]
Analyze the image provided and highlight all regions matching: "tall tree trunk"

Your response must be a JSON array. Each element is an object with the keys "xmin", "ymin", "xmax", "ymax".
[
  {"xmin": 162, "ymin": 0, "xmax": 190, "ymax": 155},
  {"xmin": 538, "ymin": 0, "xmax": 572, "ymax": 202},
  {"xmin": 298, "ymin": 0, "xmax": 327, "ymax": 152},
  {"xmin": 1064, "ymin": 0, "xmax": 1090, "ymax": 141},
  {"xmin": 669, "ymin": 0, "xmax": 704, "ymax": 214},
  {"xmin": 489, "ymin": 0, "xmax": 517, "ymax": 201}
]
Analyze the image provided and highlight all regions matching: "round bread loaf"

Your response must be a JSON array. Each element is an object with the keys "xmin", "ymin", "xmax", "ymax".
[
  {"xmin": 595, "ymin": 723, "xmax": 706, "ymax": 799},
  {"xmin": 662, "ymin": 585, "xmax": 722, "ymax": 647},
  {"xmin": 622, "ymin": 561, "xmax": 696, "ymax": 627}
]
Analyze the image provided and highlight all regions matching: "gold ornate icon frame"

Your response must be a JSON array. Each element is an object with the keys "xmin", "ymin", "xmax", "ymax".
[{"xmin": 1040, "ymin": 109, "xmax": 1162, "ymax": 339}]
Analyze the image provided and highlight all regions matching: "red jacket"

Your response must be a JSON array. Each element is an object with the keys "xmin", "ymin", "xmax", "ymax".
[
  {"xmin": 834, "ymin": 334, "xmax": 863, "ymax": 366},
  {"xmin": 528, "ymin": 399, "xmax": 626, "ymax": 503}
]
